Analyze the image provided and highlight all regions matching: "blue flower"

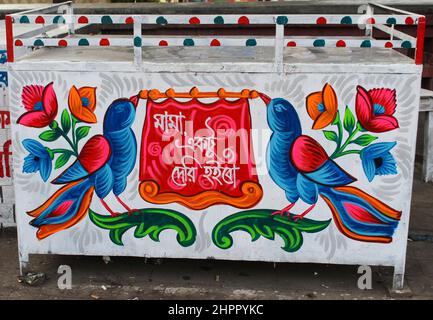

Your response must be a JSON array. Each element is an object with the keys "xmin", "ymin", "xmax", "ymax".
[
  {"xmin": 360, "ymin": 142, "xmax": 397, "ymax": 182},
  {"xmin": 22, "ymin": 139, "xmax": 52, "ymax": 182}
]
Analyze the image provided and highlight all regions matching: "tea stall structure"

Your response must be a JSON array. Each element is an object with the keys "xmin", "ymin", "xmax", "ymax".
[{"xmin": 5, "ymin": 2, "xmax": 425, "ymax": 289}]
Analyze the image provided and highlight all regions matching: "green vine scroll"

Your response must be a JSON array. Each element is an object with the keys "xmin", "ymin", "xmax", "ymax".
[
  {"xmin": 212, "ymin": 209, "xmax": 331, "ymax": 252},
  {"xmin": 89, "ymin": 208, "xmax": 197, "ymax": 247}
]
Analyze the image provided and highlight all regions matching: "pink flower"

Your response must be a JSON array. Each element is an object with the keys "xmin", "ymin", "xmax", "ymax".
[
  {"xmin": 355, "ymin": 86, "xmax": 399, "ymax": 133},
  {"xmin": 17, "ymin": 82, "xmax": 58, "ymax": 128}
]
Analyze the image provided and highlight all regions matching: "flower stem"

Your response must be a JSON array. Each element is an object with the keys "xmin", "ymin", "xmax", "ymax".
[
  {"xmin": 51, "ymin": 148, "xmax": 74, "ymax": 155},
  {"xmin": 56, "ymin": 128, "xmax": 78, "ymax": 156},
  {"xmin": 330, "ymin": 122, "xmax": 361, "ymax": 159},
  {"xmin": 335, "ymin": 111, "xmax": 343, "ymax": 150},
  {"xmin": 71, "ymin": 116, "xmax": 78, "ymax": 148},
  {"xmin": 332, "ymin": 149, "xmax": 361, "ymax": 158}
]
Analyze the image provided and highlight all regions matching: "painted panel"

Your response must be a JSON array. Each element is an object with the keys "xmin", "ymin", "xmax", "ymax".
[
  {"xmin": 9, "ymin": 71, "xmax": 420, "ymax": 267},
  {"xmin": 0, "ymin": 48, "xmax": 14, "ymax": 226}
]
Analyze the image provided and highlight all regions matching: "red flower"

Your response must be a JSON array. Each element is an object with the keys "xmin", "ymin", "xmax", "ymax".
[
  {"xmin": 17, "ymin": 82, "xmax": 58, "ymax": 128},
  {"xmin": 355, "ymin": 86, "xmax": 398, "ymax": 133}
]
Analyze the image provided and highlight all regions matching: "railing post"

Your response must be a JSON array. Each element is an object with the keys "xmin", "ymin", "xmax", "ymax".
[
  {"xmin": 59, "ymin": 2, "xmax": 74, "ymax": 35},
  {"xmin": 365, "ymin": 4, "xmax": 374, "ymax": 38},
  {"xmin": 67, "ymin": 4, "xmax": 74, "ymax": 35},
  {"xmin": 274, "ymin": 21, "xmax": 284, "ymax": 74},
  {"xmin": 133, "ymin": 16, "xmax": 142, "ymax": 66},
  {"xmin": 415, "ymin": 15, "xmax": 426, "ymax": 65},
  {"xmin": 5, "ymin": 15, "xmax": 14, "ymax": 63}
]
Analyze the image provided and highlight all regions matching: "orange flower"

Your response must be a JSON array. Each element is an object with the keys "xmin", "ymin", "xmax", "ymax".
[
  {"xmin": 68, "ymin": 86, "xmax": 97, "ymax": 123},
  {"xmin": 306, "ymin": 83, "xmax": 338, "ymax": 130}
]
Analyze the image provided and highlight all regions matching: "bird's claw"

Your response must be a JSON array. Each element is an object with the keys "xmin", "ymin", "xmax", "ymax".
[
  {"xmin": 290, "ymin": 214, "xmax": 304, "ymax": 222},
  {"xmin": 126, "ymin": 209, "xmax": 139, "ymax": 216},
  {"xmin": 271, "ymin": 210, "xmax": 287, "ymax": 216},
  {"xmin": 272, "ymin": 210, "xmax": 296, "ymax": 218}
]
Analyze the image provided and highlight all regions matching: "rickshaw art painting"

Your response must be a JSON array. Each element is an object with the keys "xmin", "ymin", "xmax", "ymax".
[{"xmin": 14, "ymin": 80, "xmax": 402, "ymax": 250}]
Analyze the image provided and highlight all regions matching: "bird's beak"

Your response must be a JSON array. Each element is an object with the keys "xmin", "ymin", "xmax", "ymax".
[
  {"xmin": 130, "ymin": 94, "xmax": 139, "ymax": 109},
  {"xmin": 259, "ymin": 93, "xmax": 271, "ymax": 106}
]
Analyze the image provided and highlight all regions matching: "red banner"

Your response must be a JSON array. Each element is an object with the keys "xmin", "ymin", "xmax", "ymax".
[{"xmin": 139, "ymin": 96, "xmax": 262, "ymax": 209}]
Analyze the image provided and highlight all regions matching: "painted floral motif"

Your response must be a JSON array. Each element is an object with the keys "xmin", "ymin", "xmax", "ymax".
[
  {"xmin": 22, "ymin": 139, "xmax": 52, "ymax": 182},
  {"xmin": 311, "ymin": 83, "xmax": 399, "ymax": 182},
  {"xmin": 68, "ymin": 86, "xmax": 97, "ymax": 123},
  {"xmin": 355, "ymin": 86, "xmax": 399, "ymax": 133},
  {"xmin": 306, "ymin": 83, "xmax": 338, "ymax": 129},
  {"xmin": 360, "ymin": 142, "xmax": 397, "ymax": 182},
  {"xmin": 17, "ymin": 83, "xmax": 58, "ymax": 128}
]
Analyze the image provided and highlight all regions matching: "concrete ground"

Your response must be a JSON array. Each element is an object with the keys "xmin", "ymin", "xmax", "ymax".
[{"xmin": 1, "ymin": 159, "xmax": 433, "ymax": 300}]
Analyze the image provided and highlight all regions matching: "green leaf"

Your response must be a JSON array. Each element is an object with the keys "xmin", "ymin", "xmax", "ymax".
[
  {"xmin": 49, "ymin": 120, "xmax": 59, "ymax": 130},
  {"xmin": 55, "ymin": 152, "xmax": 71, "ymax": 169},
  {"xmin": 343, "ymin": 107, "xmax": 356, "ymax": 134},
  {"xmin": 61, "ymin": 109, "xmax": 71, "ymax": 134},
  {"xmin": 212, "ymin": 209, "xmax": 331, "ymax": 253},
  {"xmin": 357, "ymin": 122, "xmax": 367, "ymax": 132},
  {"xmin": 45, "ymin": 147, "xmax": 54, "ymax": 160},
  {"xmin": 350, "ymin": 134, "xmax": 378, "ymax": 146},
  {"xmin": 39, "ymin": 129, "xmax": 61, "ymax": 142},
  {"xmin": 71, "ymin": 114, "xmax": 79, "ymax": 124},
  {"xmin": 76, "ymin": 126, "xmax": 90, "ymax": 141},
  {"xmin": 332, "ymin": 110, "xmax": 340, "ymax": 125},
  {"xmin": 88, "ymin": 208, "xmax": 197, "ymax": 247},
  {"xmin": 323, "ymin": 130, "xmax": 338, "ymax": 142}
]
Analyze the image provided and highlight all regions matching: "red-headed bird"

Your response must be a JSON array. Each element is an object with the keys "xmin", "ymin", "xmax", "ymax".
[
  {"xmin": 263, "ymin": 95, "xmax": 401, "ymax": 243},
  {"xmin": 28, "ymin": 98, "xmax": 137, "ymax": 239}
]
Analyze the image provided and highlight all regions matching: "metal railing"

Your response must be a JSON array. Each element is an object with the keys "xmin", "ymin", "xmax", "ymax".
[{"xmin": 5, "ymin": 1, "xmax": 426, "ymax": 70}]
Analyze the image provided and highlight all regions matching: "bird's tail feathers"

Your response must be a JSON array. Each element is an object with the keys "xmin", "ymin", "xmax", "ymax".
[
  {"xmin": 28, "ymin": 178, "xmax": 94, "ymax": 240},
  {"xmin": 320, "ymin": 186, "xmax": 401, "ymax": 243}
]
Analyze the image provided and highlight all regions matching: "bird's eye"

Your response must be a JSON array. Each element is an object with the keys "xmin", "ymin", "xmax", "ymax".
[{"xmin": 275, "ymin": 104, "xmax": 284, "ymax": 112}]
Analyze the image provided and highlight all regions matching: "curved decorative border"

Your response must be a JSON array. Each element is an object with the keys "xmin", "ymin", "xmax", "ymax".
[
  {"xmin": 212, "ymin": 209, "xmax": 331, "ymax": 252},
  {"xmin": 89, "ymin": 208, "xmax": 197, "ymax": 246},
  {"xmin": 139, "ymin": 180, "xmax": 263, "ymax": 210}
]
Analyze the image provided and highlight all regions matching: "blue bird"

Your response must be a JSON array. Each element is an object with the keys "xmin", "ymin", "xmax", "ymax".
[
  {"xmin": 28, "ymin": 98, "xmax": 137, "ymax": 239},
  {"xmin": 262, "ymin": 94, "xmax": 401, "ymax": 243}
]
